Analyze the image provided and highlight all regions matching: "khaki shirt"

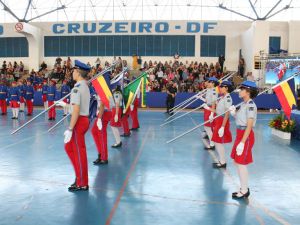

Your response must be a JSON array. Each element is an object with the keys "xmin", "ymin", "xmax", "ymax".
[
  {"xmin": 70, "ymin": 80, "xmax": 90, "ymax": 116},
  {"xmin": 236, "ymin": 99, "xmax": 257, "ymax": 127}
]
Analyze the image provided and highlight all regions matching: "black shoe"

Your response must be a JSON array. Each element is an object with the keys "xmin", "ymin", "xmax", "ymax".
[
  {"xmin": 131, "ymin": 128, "xmax": 138, "ymax": 131},
  {"xmin": 99, "ymin": 160, "xmax": 108, "ymax": 164},
  {"xmin": 232, "ymin": 188, "xmax": 250, "ymax": 199},
  {"xmin": 68, "ymin": 185, "xmax": 89, "ymax": 192},
  {"xmin": 111, "ymin": 142, "xmax": 122, "ymax": 148},
  {"xmin": 1, "ymin": 113, "xmax": 6, "ymax": 115},
  {"xmin": 169, "ymin": 113, "xmax": 174, "ymax": 116},
  {"xmin": 48, "ymin": 118, "xmax": 53, "ymax": 120},
  {"xmin": 213, "ymin": 162, "xmax": 227, "ymax": 169},
  {"xmin": 70, "ymin": 179, "xmax": 77, "ymax": 188},
  {"xmin": 93, "ymin": 154, "xmax": 102, "ymax": 165},
  {"xmin": 11, "ymin": 117, "xmax": 15, "ymax": 119},
  {"xmin": 27, "ymin": 114, "xmax": 32, "ymax": 116},
  {"xmin": 204, "ymin": 146, "xmax": 215, "ymax": 150},
  {"xmin": 19, "ymin": 110, "xmax": 24, "ymax": 112},
  {"xmin": 121, "ymin": 133, "xmax": 131, "ymax": 137},
  {"xmin": 63, "ymin": 114, "xmax": 66, "ymax": 117},
  {"xmin": 52, "ymin": 117, "xmax": 56, "ymax": 120}
]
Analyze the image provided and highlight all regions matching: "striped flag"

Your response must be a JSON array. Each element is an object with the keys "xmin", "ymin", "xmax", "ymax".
[
  {"xmin": 273, "ymin": 78, "xmax": 297, "ymax": 119},
  {"xmin": 91, "ymin": 73, "xmax": 113, "ymax": 109},
  {"xmin": 140, "ymin": 75, "xmax": 148, "ymax": 108},
  {"xmin": 123, "ymin": 72, "xmax": 147, "ymax": 113}
]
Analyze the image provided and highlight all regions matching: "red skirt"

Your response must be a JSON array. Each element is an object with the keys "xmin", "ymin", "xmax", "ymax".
[
  {"xmin": 20, "ymin": 97, "xmax": 25, "ymax": 103},
  {"xmin": 42, "ymin": 94, "xmax": 47, "ymax": 102},
  {"xmin": 231, "ymin": 129, "xmax": 255, "ymax": 165},
  {"xmin": 203, "ymin": 108, "xmax": 215, "ymax": 127},
  {"xmin": 10, "ymin": 100, "xmax": 20, "ymax": 108},
  {"xmin": 212, "ymin": 116, "xmax": 232, "ymax": 143},
  {"xmin": 110, "ymin": 108, "xmax": 122, "ymax": 127}
]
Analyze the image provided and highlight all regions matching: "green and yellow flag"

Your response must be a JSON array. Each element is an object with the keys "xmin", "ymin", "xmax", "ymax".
[
  {"xmin": 123, "ymin": 72, "xmax": 147, "ymax": 113},
  {"xmin": 140, "ymin": 75, "xmax": 148, "ymax": 108}
]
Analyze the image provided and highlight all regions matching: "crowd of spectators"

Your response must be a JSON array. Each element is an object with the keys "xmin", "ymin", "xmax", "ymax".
[
  {"xmin": 141, "ymin": 60, "xmax": 228, "ymax": 93},
  {"xmin": 1, "ymin": 61, "xmax": 25, "ymax": 83}
]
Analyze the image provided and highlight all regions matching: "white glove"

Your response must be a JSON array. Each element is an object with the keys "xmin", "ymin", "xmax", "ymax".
[
  {"xmin": 114, "ymin": 114, "xmax": 118, "ymax": 122},
  {"xmin": 209, "ymin": 112, "xmax": 214, "ymax": 121},
  {"xmin": 55, "ymin": 101, "xmax": 67, "ymax": 107},
  {"xmin": 31, "ymin": 99, "xmax": 34, "ymax": 102},
  {"xmin": 17, "ymin": 101, "xmax": 20, "ymax": 104},
  {"xmin": 130, "ymin": 105, "xmax": 134, "ymax": 111},
  {"xmin": 202, "ymin": 103, "xmax": 210, "ymax": 110},
  {"xmin": 229, "ymin": 105, "xmax": 236, "ymax": 116},
  {"xmin": 218, "ymin": 127, "xmax": 225, "ymax": 137},
  {"xmin": 64, "ymin": 130, "xmax": 72, "ymax": 143},
  {"xmin": 97, "ymin": 118, "xmax": 102, "ymax": 130},
  {"xmin": 236, "ymin": 142, "xmax": 245, "ymax": 156}
]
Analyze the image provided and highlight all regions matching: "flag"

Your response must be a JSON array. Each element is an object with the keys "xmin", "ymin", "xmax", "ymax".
[
  {"xmin": 91, "ymin": 72, "xmax": 113, "ymax": 109},
  {"xmin": 123, "ymin": 72, "xmax": 147, "ymax": 113},
  {"xmin": 274, "ymin": 63, "xmax": 286, "ymax": 81},
  {"xmin": 110, "ymin": 72, "xmax": 124, "ymax": 90},
  {"xmin": 140, "ymin": 75, "xmax": 148, "ymax": 107},
  {"xmin": 273, "ymin": 78, "xmax": 297, "ymax": 119}
]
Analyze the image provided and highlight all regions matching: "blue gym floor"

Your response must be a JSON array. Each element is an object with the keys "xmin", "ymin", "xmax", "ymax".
[{"xmin": 0, "ymin": 109, "xmax": 299, "ymax": 225}]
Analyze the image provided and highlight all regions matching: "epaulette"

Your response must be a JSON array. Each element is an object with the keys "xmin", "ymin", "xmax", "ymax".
[
  {"xmin": 75, "ymin": 84, "xmax": 81, "ymax": 87},
  {"xmin": 248, "ymin": 100, "xmax": 254, "ymax": 104}
]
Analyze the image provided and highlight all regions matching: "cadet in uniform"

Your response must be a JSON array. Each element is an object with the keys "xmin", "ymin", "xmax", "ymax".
[
  {"xmin": 18, "ymin": 80, "xmax": 26, "ymax": 112},
  {"xmin": 61, "ymin": 80, "xmax": 71, "ymax": 116},
  {"xmin": 0, "ymin": 80, "xmax": 8, "ymax": 115},
  {"xmin": 121, "ymin": 108, "xmax": 131, "ymax": 137},
  {"xmin": 229, "ymin": 81, "xmax": 258, "ymax": 199},
  {"xmin": 91, "ymin": 95, "xmax": 112, "ymax": 165},
  {"xmin": 110, "ymin": 85, "xmax": 123, "ymax": 148},
  {"xmin": 24, "ymin": 79, "xmax": 34, "ymax": 116},
  {"xmin": 200, "ymin": 77, "xmax": 219, "ymax": 150},
  {"xmin": 42, "ymin": 80, "xmax": 49, "ymax": 110},
  {"xmin": 165, "ymin": 81, "xmax": 177, "ymax": 115},
  {"xmin": 47, "ymin": 80, "xmax": 57, "ymax": 120},
  {"xmin": 64, "ymin": 60, "xmax": 91, "ymax": 192},
  {"xmin": 8, "ymin": 81, "xmax": 20, "ymax": 119},
  {"xmin": 209, "ymin": 81, "xmax": 234, "ymax": 168},
  {"xmin": 130, "ymin": 90, "xmax": 140, "ymax": 131}
]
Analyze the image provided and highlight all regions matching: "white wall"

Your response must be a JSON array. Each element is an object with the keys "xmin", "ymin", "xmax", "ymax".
[{"xmin": 0, "ymin": 20, "xmax": 299, "ymax": 79}]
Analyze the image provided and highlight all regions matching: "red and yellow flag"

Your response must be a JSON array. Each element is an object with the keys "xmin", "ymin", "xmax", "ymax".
[
  {"xmin": 92, "ymin": 75, "xmax": 113, "ymax": 109},
  {"xmin": 273, "ymin": 78, "xmax": 296, "ymax": 119}
]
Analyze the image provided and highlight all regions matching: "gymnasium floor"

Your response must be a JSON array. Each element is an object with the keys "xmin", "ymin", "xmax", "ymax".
[{"xmin": 0, "ymin": 109, "xmax": 299, "ymax": 225}]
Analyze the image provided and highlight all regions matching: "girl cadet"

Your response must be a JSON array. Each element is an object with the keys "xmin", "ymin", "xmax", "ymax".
[
  {"xmin": 208, "ymin": 81, "xmax": 234, "ymax": 169},
  {"xmin": 110, "ymin": 85, "xmax": 123, "ymax": 148},
  {"xmin": 199, "ymin": 77, "xmax": 219, "ymax": 150},
  {"xmin": 229, "ymin": 80, "xmax": 258, "ymax": 199}
]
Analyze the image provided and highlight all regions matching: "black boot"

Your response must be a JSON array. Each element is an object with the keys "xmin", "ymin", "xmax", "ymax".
[
  {"xmin": 93, "ymin": 154, "xmax": 101, "ymax": 165},
  {"xmin": 68, "ymin": 185, "xmax": 89, "ymax": 192}
]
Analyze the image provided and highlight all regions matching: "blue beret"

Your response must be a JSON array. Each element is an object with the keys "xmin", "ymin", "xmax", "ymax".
[
  {"xmin": 74, "ymin": 60, "xmax": 91, "ymax": 71},
  {"xmin": 241, "ymin": 81, "xmax": 257, "ymax": 89},
  {"xmin": 220, "ymin": 80, "xmax": 232, "ymax": 87},
  {"xmin": 208, "ymin": 77, "xmax": 219, "ymax": 83}
]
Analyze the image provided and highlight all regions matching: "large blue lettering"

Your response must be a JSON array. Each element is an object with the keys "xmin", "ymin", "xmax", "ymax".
[
  {"xmin": 203, "ymin": 22, "xmax": 217, "ymax": 33},
  {"xmin": 115, "ymin": 22, "xmax": 128, "ymax": 33},
  {"xmin": 131, "ymin": 22, "xmax": 136, "ymax": 33},
  {"xmin": 68, "ymin": 23, "xmax": 80, "ymax": 33},
  {"xmin": 0, "ymin": 25, "xmax": 3, "ymax": 35},
  {"xmin": 139, "ymin": 22, "xmax": 152, "ymax": 33},
  {"xmin": 83, "ymin": 23, "xmax": 96, "ymax": 33},
  {"xmin": 53, "ymin": 23, "xmax": 65, "ymax": 34},
  {"xmin": 99, "ymin": 23, "xmax": 112, "ymax": 33},
  {"xmin": 155, "ymin": 22, "xmax": 169, "ymax": 33},
  {"xmin": 187, "ymin": 22, "xmax": 200, "ymax": 33}
]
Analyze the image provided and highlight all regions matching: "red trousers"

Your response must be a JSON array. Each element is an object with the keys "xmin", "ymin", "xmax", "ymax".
[
  {"xmin": 65, "ymin": 116, "xmax": 90, "ymax": 187},
  {"xmin": 130, "ymin": 102, "xmax": 140, "ymax": 129},
  {"xmin": 26, "ymin": 100, "xmax": 33, "ymax": 114},
  {"xmin": 91, "ymin": 111, "xmax": 111, "ymax": 161},
  {"xmin": 42, "ymin": 94, "xmax": 47, "ymax": 103},
  {"xmin": 0, "ymin": 99, "xmax": 7, "ymax": 114},
  {"xmin": 48, "ymin": 101, "xmax": 56, "ymax": 118},
  {"xmin": 121, "ymin": 112, "xmax": 130, "ymax": 134},
  {"xmin": 231, "ymin": 129, "xmax": 255, "ymax": 165}
]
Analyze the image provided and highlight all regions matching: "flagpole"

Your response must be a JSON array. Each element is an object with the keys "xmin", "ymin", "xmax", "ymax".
[
  {"xmin": 166, "ymin": 72, "xmax": 236, "ymax": 119},
  {"xmin": 47, "ymin": 69, "xmax": 126, "ymax": 132},
  {"xmin": 168, "ymin": 71, "xmax": 235, "ymax": 113},
  {"xmin": 11, "ymin": 63, "xmax": 117, "ymax": 135},
  {"xmin": 166, "ymin": 72, "xmax": 300, "ymax": 144}
]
